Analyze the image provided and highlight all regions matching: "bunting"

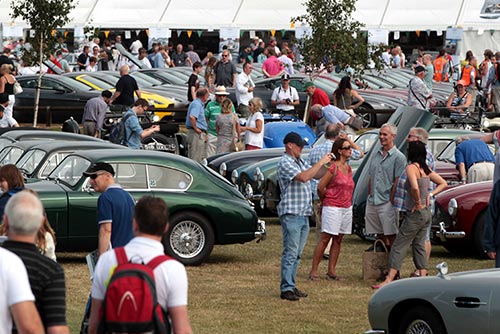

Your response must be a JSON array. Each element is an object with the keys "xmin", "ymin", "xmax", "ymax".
[
  {"xmin": 103, "ymin": 31, "xmax": 110, "ymax": 38},
  {"xmin": 197, "ymin": 30, "xmax": 202, "ymax": 38},
  {"xmin": 187, "ymin": 30, "xmax": 192, "ymax": 38},
  {"xmin": 271, "ymin": 30, "xmax": 276, "ymax": 37}
]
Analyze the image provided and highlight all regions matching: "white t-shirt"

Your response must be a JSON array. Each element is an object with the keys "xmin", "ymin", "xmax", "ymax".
[
  {"xmin": 271, "ymin": 85, "xmax": 299, "ymax": 112},
  {"xmin": 129, "ymin": 40, "xmax": 143, "ymax": 55},
  {"xmin": 0, "ymin": 248, "xmax": 35, "ymax": 334},
  {"xmin": 92, "ymin": 237, "xmax": 188, "ymax": 309},
  {"xmin": 245, "ymin": 111, "xmax": 264, "ymax": 148}
]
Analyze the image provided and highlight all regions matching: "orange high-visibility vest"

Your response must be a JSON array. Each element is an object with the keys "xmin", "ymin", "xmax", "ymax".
[
  {"xmin": 461, "ymin": 65, "xmax": 474, "ymax": 86},
  {"xmin": 433, "ymin": 57, "xmax": 449, "ymax": 82}
]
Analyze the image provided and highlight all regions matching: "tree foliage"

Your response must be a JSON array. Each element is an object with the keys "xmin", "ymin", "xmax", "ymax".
[
  {"xmin": 293, "ymin": 0, "xmax": 384, "ymax": 75},
  {"xmin": 10, "ymin": 0, "xmax": 75, "ymax": 64}
]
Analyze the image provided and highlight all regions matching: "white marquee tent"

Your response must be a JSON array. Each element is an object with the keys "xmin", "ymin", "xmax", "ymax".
[{"xmin": 1, "ymin": 0, "xmax": 500, "ymax": 57}]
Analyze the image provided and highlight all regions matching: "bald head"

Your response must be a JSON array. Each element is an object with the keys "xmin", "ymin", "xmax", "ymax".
[{"xmin": 120, "ymin": 65, "xmax": 130, "ymax": 76}]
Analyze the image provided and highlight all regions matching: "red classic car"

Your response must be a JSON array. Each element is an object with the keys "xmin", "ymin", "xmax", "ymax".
[{"xmin": 432, "ymin": 181, "xmax": 493, "ymax": 257}]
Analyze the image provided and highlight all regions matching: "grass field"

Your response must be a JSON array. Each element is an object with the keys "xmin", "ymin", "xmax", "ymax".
[{"xmin": 60, "ymin": 220, "xmax": 492, "ymax": 334}]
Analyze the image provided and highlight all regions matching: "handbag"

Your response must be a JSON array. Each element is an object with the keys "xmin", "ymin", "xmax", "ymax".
[
  {"xmin": 346, "ymin": 116, "xmax": 363, "ymax": 131},
  {"xmin": 13, "ymin": 81, "xmax": 23, "ymax": 95},
  {"xmin": 362, "ymin": 239, "xmax": 389, "ymax": 281}
]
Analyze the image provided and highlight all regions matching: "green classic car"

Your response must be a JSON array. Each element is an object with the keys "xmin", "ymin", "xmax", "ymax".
[{"xmin": 26, "ymin": 149, "xmax": 266, "ymax": 265}]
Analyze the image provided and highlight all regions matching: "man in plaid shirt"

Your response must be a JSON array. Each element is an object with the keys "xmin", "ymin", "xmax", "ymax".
[
  {"xmin": 392, "ymin": 127, "xmax": 435, "ymax": 275},
  {"xmin": 308, "ymin": 124, "xmax": 363, "ymax": 258},
  {"xmin": 277, "ymin": 132, "xmax": 333, "ymax": 301}
]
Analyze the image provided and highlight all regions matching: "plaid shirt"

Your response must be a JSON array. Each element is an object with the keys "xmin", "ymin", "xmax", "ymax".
[
  {"xmin": 277, "ymin": 153, "xmax": 313, "ymax": 216},
  {"xmin": 307, "ymin": 140, "xmax": 361, "ymax": 200},
  {"xmin": 393, "ymin": 147, "xmax": 436, "ymax": 211}
]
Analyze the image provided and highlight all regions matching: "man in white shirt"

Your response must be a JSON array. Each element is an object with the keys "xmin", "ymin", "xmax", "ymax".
[
  {"xmin": 271, "ymin": 74, "xmax": 299, "ymax": 114},
  {"xmin": 235, "ymin": 62, "xmax": 254, "ymax": 117},
  {"xmin": 129, "ymin": 38, "xmax": 143, "ymax": 55},
  {"xmin": 278, "ymin": 49, "xmax": 294, "ymax": 75},
  {"xmin": 0, "ymin": 246, "xmax": 43, "ymax": 334},
  {"xmin": 89, "ymin": 196, "xmax": 192, "ymax": 334}
]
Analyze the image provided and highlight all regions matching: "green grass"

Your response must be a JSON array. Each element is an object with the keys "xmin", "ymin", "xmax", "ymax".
[{"xmin": 61, "ymin": 220, "xmax": 493, "ymax": 334}]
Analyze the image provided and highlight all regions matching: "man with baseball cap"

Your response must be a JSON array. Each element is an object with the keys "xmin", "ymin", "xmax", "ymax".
[
  {"xmin": 408, "ymin": 65, "xmax": 432, "ymax": 109},
  {"xmin": 83, "ymin": 162, "xmax": 135, "ymax": 256},
  {"xmin": 271, "ymin": 74, "xmax": 299, "ymax": 114},
  {"xmin": 277, "ymin": 131, "xmax": 333, "ymax": 301},
  {"xmin": 205, "ymin": 85, "xmax": 235, "ymax": 156}
]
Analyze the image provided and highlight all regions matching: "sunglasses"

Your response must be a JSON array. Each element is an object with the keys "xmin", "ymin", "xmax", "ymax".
[
  {"xmin": 89, "ymin": 172, "xmax": 106, "ymax": 180},
  {"xmin": 222, "ymin": 54, "xmax": 229, "ymax": 58},
  {"xmin": 340, "ymin": 146, "xmax": 352, "ymax": 150}
]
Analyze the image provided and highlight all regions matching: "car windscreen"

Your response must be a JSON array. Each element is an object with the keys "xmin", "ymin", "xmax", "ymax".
[
  {"xmin": 48, "ymin": 155, "xmax": 92, "ymax": 187},
  {"xmin": 16, "ymin": 148, "xmax": 45, "ymax": 175},
  {"xmin": 0, "ymin": 147, "xmax": 24, "ymax": 165},
  {"xmin": 76, "ymin": 75, "xmax": 115, "ymax": 90}
]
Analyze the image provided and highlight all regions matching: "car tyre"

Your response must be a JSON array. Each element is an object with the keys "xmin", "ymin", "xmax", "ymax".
[
  {"xmin": 142, "ymin": 133, "xmax": 179, "ymax": 155},
  {"xmin": 163, "ymin": 212, "xmax": 214, "ymax": 266},
  {"xmin": 397, "ymin": 306, "xmax": 446, "ymax": 334},
  {"xmin": 356, "ymin": 105, "xmax": 376, "ymax": 128}
]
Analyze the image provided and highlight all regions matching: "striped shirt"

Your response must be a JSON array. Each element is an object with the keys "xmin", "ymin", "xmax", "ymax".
[{"xmin": 2, "ymin": 240, "xmax": 67, "ymax": 329}]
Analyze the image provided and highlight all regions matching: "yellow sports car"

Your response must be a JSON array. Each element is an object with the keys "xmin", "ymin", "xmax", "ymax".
[{"xmin": 64, "ymin": 73, "xmax": 177, "ymax": 122}]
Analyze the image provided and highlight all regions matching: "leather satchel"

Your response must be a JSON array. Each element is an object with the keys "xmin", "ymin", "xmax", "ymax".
[{"xmin": 346, "ymin": 116, "xmax": 363, "ymax": 131}]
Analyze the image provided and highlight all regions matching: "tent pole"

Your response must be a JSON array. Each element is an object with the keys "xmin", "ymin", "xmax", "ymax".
[
  {"xmin": 455, "ymin": 0, "xmax": 466, "ymax": 27},
  {"xmin": 379, "ymin": 0, "xmax": 391, "ymax": 28},
  {"xmin": 232, "ymin": 0, "xmax": 245, "ymax": 24},
  {"xmin": 85, "ymin": 0, "xmax": 100, "ymax": 24},
  {"xmin": 159, "ymin": 0, "xmax": 173, "ymax": 23}
]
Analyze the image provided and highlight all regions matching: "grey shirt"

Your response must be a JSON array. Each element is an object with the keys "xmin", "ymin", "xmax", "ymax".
[
  {"xmin": 82, "ymin": 96, "xmax": 108, "ymax": 130},
  {"xmin": 368, "ymin": 146, "xmax": 406, "ymax": 205}
]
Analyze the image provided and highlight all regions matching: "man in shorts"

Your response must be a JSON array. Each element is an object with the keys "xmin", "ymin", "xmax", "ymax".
[{"xmin": 365, "ymin": 123, "xmax": 406, "ymax": 249}]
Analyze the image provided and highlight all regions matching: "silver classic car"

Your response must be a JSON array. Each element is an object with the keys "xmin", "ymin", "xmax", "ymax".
[{"xmin": 366, "ymin": 263, "xmax": 500, "ymax": 334}]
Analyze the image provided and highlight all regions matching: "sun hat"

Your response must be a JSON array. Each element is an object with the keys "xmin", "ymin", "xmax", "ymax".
[{"xmin": 214, "ymin": 86, "xmax": 230, "ymax": 96}]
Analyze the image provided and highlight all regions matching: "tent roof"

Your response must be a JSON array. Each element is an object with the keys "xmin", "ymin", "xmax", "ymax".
[{"xmin": 1, "ymin": 0, "xmax": 500, "ymax": 31}]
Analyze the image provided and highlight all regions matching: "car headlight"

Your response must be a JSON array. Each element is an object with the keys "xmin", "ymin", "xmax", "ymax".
[
  {"xmin": 201, "ymin": 158, "xmax": 208, "ymax": 166},
  {"xmin": 483, "ymin": 119, "xmax": 490, "ymax": 128},
  {"xmin": 254, "ymin": 168, "xmax": 264, "ymax": 188},
  {"xmin": 436, "ymin": 262, "xmax": 448, "ymax": 277},
  {"xmin": 147, "ymin": 98, "xmax": 167, "ymax": 107},
  {"xmin": 231, "ymin": 169, "xmax": 238, "ymax": 184},
  {"xmin": 220, "ymin": 162, "xmax": 227, "ymax": 176},
  {"xmin": 448, "ymin": 198, "xmax": 458, "ymax": 217},
  {"xmin": 245, "ymin": 183, "xmax": 253, "ymax": 198}
]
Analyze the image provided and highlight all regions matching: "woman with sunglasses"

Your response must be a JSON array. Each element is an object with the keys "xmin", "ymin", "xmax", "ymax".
[
  {"xmin": 309, "ymin": 138, "xmax": 357, "ymax": 281},
  {"xmin": 373, "ymin": 141, "xmax": 447, "ymax": 289}
]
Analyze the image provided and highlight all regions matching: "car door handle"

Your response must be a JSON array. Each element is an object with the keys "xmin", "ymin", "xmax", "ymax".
[{"xmin": 454, "ymin": 297, "xmax": 487, "ymax": 308}]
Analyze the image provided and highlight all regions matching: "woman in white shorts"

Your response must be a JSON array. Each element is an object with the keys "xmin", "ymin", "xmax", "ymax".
[{"xmin": 309, "ymin": 138, "xmax": 355, "ymax": 281}]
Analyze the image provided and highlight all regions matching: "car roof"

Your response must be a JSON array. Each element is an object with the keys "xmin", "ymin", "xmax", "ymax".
[
  {"xmin": 2, "ymin": 130, "xmax": 104, "ymax": 142},
  {"xmin": 64, "ymin": 149, "xmax": 200, "ymax": 168},
  {"xmin": 27, "ymin": 140, "xmax": 124, "ymax": 151}
]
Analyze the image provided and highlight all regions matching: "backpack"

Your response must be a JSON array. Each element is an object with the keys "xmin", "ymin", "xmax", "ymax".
[
  {"xmin": 98, "ymin": 247, "xmax": 172, "ymax": 334},
  {"xmin": 108, "ymin": 113, "xmax": 133, "ymax": 145}
]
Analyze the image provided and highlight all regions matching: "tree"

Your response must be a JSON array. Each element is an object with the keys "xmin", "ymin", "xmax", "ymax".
[
  {"xmin": 293, "ymin": 0, "xmax": 384, "ymax": 77},
  {"xmin": 10, "ymin": 0, "xmax": 75, "ymax": 126}
]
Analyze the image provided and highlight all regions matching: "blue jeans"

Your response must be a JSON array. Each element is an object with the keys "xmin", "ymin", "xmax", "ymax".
[{"xmin": 280, "ymin": 214, "xmax": 310, "ymax": 292}]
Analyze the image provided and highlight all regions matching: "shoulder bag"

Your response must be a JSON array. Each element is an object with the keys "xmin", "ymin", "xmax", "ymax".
[{"xmin": 13, "ymin": 80, "xmax": 23, "ymax": 95}]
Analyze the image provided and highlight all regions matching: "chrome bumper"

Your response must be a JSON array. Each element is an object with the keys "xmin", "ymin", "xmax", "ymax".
[
  {"xmin": 435, "ymin": 222, "xmax": 466, "ymax": 242},
  {"xmin": 364, "ymin": 330, "xmax": 386, "ymax": 334},
  {"xmin": 255, "ymin": 219, "xmax": 266, "ymax": 242}
]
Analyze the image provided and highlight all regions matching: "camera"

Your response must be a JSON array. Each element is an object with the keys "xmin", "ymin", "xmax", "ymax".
[{"xmin": 285, "ymin": 98, "xmax": 292, "ymax": 104}]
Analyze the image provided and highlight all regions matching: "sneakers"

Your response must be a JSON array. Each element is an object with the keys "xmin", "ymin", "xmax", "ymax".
[
  {"xmin": 294, "ymin": 288, "xmax": 308, "ymax": 298},
  {"xmin": 280, "ymin": 290, "xmax": 299, "ymax": 301}
]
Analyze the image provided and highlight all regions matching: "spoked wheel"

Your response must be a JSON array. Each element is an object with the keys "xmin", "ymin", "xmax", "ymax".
[
  {"xmin": 163, "ymin": 212, "xmax": 214, "ymax": 266},
  {"xmin": 397, "ymin": 306, "xmax": 446, "ymax": 334},
  {"xmin": 142, "ymin": 133, "xmax": 179, "ymax": 154},
  {"xmin": 356, "ymin": 106, "xmax": 376, "ymax": 128}
]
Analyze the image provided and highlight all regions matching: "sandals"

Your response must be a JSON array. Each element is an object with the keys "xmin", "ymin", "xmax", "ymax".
[
  {"xmin": 325, "ymin": 273, "xmax": 343, "ymax": 281},
  {"xmin": 308, "ymin": 274, "xmax": 320, "ymax": 281}
]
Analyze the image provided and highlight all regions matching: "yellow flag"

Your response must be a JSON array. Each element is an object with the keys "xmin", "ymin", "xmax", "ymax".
[
  {"xmin": 145, "ymin": 29, "xmax": 149, "ymax": 36},
  {"xmin": 103, "ymin": 31, "xmax": 110, "ymax": 38},
  {"xmin": 290, "ymin": 21, "xmax": 295, "ymax": 29},
  {"xmin": 51, "ymin": 29, "xmax": 57, "ymax": 37},
  {"xmin": 187, "ymin": 30, "xmax": 192, "ymax": 38},
  {"xmin": 271, "ymin": 30, "xmax": 276, "ymax": 37},
  {"xmin": 416, "ymin": 30, "xmax": 420, "ymax": 37}
]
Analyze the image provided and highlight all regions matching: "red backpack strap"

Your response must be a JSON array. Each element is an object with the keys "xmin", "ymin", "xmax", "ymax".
[
  {"xmin": 147, "ymin": 255, "xmax": 173, "ymax": 270},
  {"xmin": 114, "ymin": 247, "xmax": 128, "ymax": 265}
]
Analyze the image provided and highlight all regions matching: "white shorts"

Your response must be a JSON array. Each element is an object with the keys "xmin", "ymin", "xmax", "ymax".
[
  {"xmin": 365, "ymin": 201, "xmax": 398, "ymax": 235},
  {"xmin": 321, "ymin": 206, "xmax": 352, "ymax": 235}
]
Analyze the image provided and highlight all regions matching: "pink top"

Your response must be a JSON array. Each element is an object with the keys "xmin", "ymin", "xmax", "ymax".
[
  {"xmin": 323, "ymin": 164, "xmax": 354, "ymax": 208},
  {"xmin": 262, "ymin": 56, "xmax": 283, "ymax": 77}
]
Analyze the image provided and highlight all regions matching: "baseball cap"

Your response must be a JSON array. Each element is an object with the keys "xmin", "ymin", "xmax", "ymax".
[
  {"xmin": 304, "ymin": 81, "xmax": 315, "ymax": 89},
  {"xmin": 83, "ymin": 162, "xmax": 115, "ymax": 177},
  {"xmin": 281, "ymin": 73, "xmax": 290, "ymax": 80},
  {"xmin": 283, "ymin": 132, "xmax": 307, "ymax": 147},
  {"xmin": 457, "ymin": 79, "xmax": 467, "ymax": 86},
  {"xmin": 414, "ymin": 65, "xmax": 426, "ymax": 74}
]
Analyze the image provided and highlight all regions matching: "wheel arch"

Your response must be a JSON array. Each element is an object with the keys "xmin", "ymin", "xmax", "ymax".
[
  {"xmin": 388, "ymin": 299, "xmax": 447, "ymax": 334},
  {"xmin": 169, "ymin": 208, "xmax": 220, "ymax": 244}
]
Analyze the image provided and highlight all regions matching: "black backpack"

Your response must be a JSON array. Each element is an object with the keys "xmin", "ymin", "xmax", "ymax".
[{"xmin": 108, "ymin": 113, "xmax": 133, "ymax": 145}]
